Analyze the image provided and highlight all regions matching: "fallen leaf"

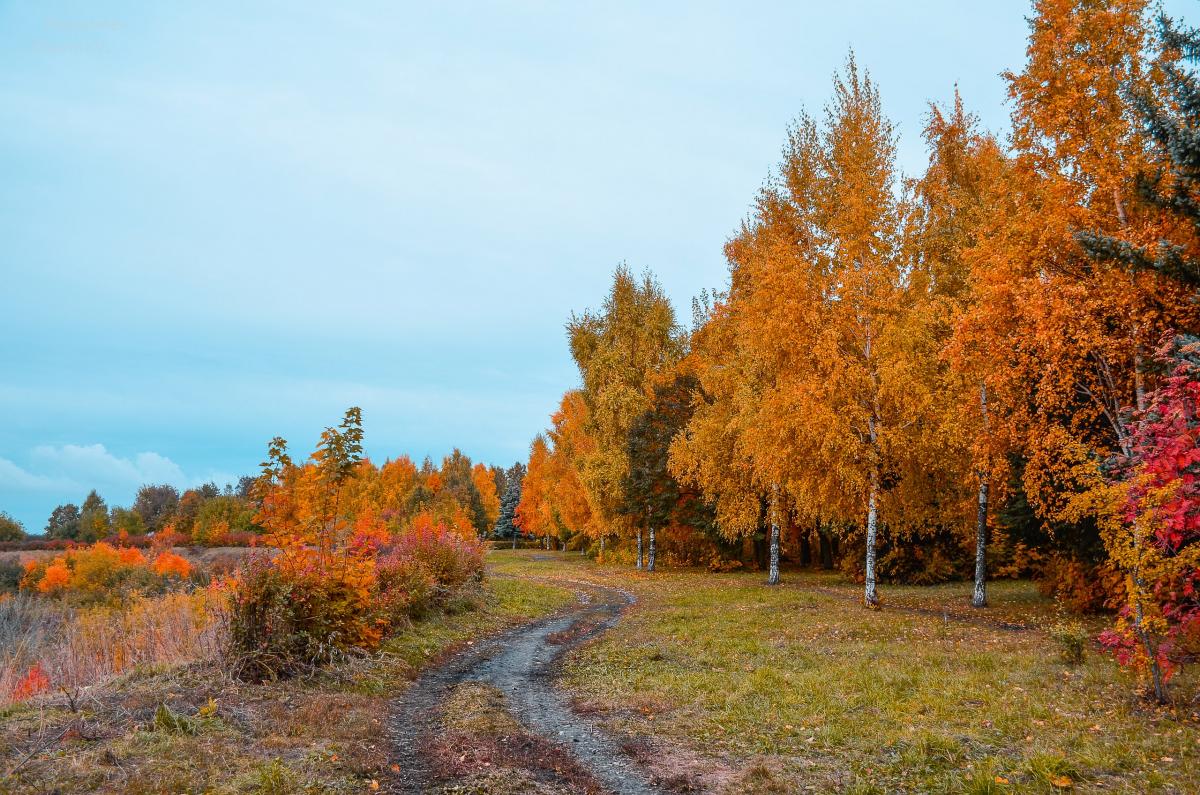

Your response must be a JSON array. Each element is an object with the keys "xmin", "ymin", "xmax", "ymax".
[
  {"xmin": 994, "ymin": 775, "xmax": 1010, "ymax": 784},
  {"xmin": 1049, "ymin": 774, "xmax": 1072, "ymax": 789}
]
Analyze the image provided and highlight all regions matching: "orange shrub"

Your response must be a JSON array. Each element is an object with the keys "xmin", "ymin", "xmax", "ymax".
[
  {"xmin": 153, "ymin": 551, "xmax": 193, "ymax": 579},
  {"xmin": 19, "ymin": 541, "xmax": 195, "ymax": 605}
]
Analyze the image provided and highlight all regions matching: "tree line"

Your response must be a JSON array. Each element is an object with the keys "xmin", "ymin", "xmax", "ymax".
[{"xmin": 514, "ymin": 0, "xmax": 1200, "ymax": 701}]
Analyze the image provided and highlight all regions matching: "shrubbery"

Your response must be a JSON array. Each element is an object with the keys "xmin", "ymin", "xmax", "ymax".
[
  {"xmin": 230, "ymin": 515, "xmax": 484, "ymax": 681},
  {"xmin": 229, "ymin": 410, "xmax": 488, "ymax": 681},
  {"xmin": 18, "ymin": 541, "xmax": 194, "ymax": 606}
]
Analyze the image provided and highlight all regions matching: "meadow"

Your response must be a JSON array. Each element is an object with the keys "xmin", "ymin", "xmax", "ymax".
[{"xmin": 495, "ymin": 552, "xmax": 1200, "ymax": 794}]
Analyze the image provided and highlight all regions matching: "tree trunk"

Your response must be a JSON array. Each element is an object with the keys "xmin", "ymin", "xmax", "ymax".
[
  {"xmin": 819, "ymin": 531, "xmax": 833, "ymax": 570},
  {"xmin": 636, "ymin": 529, "xmax": 643, "ymax": 570},
  {"xmin": 767, "ymin": 522, "xmax": 780, "ymax": 586},
  {"xmin": 647, "ymin": 525, "xmax": 656, "ymax": 572},
  {"xmin": 972, "ymin": 474, "xmax": 989, "ymax": 608},
  {"xmin": 512, "ymin": 531, "xmax": 517, "ymax": 550},
  {"xmin": 599, "ymin": 535, "xmax": 606, "ymax": 562},
  {"xmin": 864, "ymin": 476, "xmax": 880, "ymax": 608},
  {"xmin": 799, "ymin": 531, "xmax": 811, "ymax": 567}
]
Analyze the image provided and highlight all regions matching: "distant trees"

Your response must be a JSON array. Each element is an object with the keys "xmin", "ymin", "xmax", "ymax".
[
  {"xmin": 132, "ymin": 484, "xmax": 180, "ymax": 532},
  {"xmin": 45, "ymin": 503, "xmax": 81, "ymax": 539},
  {"xmin": 0, "ymin": 512, "xmax": 26, "ymax": 541}
]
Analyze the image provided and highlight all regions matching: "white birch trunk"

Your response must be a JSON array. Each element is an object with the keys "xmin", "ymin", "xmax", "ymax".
[
  {"xmin": 973, "ymin": 382, "xmax": 990, "ymax": 609},
  {"xmin": 972, "ymin": 475, "xmax": 988, "ymax": 608},
  {"xmin": 636, "ymin": 529, "xmax": 643, "ymax": 570},
  {"xmin": 647, "ymin": 525, "xmax": 656, "ymax": 572},
  {"xmin": 864, "ymin": 471, "xmax": 880, "ymax": 607},
  {"xmin": 767, "ymin": 485, "xmax": 780, "ymax": 585}
]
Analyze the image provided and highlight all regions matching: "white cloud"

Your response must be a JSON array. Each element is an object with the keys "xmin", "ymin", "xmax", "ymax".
[
  {"xmin": 0, "ymin": 456, "xmax": 70, "ymax": 491},
  {"xmin": 29, "ymin": 443, "xmax": 187, "ymax": 488}
]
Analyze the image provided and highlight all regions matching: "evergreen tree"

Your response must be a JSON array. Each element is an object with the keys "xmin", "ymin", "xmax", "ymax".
[
  {"xmin": 1078, "ymin": 15, "xmax": 1200, "ymax": 289},
  {"xmin": 494, "ymin": 462, "xmax": 525, "ymax": 542}
]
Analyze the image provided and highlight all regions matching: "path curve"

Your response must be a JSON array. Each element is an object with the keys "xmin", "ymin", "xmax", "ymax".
[{"xmin": 386, "ymin": 579, "xmax": 660, "ymax": 795}]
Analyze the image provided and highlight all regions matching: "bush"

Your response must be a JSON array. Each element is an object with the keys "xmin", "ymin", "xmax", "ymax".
[
  {"xmin": 229, "ymin": 516, "xmax": 485, "ymax": 681},
  {"xmin": 229, "ymin": 553, "xmax": 379, "ymax": 681},
  {"xmin": 0, "ymin": 560, "xmax": 22, "ymax": 592},
  {"xmin": 18, "ymin": 542, "xmax": 195, "ymax": 606},
  {"xmin": 1050, "ymin": 618, "xmax": 1090, "ymax": 665}
]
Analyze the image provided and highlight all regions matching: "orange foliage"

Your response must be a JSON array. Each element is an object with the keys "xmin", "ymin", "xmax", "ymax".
[{"xmin": 152, "ymin": 551, "xmax": 193, "ymax": 578}]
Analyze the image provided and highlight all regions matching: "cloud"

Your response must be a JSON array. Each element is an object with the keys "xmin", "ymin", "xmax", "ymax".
[
  {"xmin": 29, "ymin": 443, "xmax": 187, "ymax": 488},
  {"xmin": 0, "ymin": 456, "xmax": 70, "ymax": 491}
]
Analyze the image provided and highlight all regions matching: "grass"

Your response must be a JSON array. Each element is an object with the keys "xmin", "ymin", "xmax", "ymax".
[
  {"xmin": 0, "ymin": 567, "xmax": 573, "ymax": 794},
  {"xmin": 536, "ymin": 555, "xmax": 1200, "ymax": 793}
]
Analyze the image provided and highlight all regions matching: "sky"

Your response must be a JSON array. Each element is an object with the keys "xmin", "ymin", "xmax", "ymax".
[{"xmin": 0, "ymin": 1, "xmax": 1180, "ymax": 533}]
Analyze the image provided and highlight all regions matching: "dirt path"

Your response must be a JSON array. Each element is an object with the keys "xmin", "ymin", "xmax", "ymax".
[{"xmin": 386, "ymin": 579, "xmax": 661, "ymax": 794}]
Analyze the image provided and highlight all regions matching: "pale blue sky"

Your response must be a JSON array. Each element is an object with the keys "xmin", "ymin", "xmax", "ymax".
[{"xmin": 0, "ymin": 1, "xmax": 1173, "ymax": 532}]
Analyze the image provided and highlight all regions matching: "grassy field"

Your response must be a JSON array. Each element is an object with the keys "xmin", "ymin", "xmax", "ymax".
[
  {"xmin": 494, "ymin": 552, "xmax": 1200, "ymax": 794},
  {"xmin": 0, "ymin": 573, "xmax": 574, "ymax": 795}
]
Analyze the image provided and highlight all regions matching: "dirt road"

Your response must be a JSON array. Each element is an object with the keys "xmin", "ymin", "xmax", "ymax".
[{"xmin": 386, "ymin": 578, "xmax": 660, "ymax": 794}]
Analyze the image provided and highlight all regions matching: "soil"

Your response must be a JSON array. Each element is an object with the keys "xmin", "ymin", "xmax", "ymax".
[{"xmin": 386, "ymin": 580, "xmax": 660, "ymax": 794}]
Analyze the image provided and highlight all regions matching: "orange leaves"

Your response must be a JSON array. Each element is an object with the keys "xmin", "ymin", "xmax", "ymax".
[
  {"xmin": 36, "ymin": 560, "xmax": 71, "ymax": 593},
  {"xmin": 153, "ymin": 551, "xmax": 192, "ymax": 579},
  {"xmin": 11, "ymin": 663, "xmax": 50, "ymax": 701},
  {"xmin": 20, "ymin": 541, "xmax": 192, "ymax": 602}
]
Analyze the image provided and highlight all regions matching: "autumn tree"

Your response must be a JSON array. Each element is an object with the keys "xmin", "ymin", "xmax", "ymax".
[
  {"xmin": 671, "ymin": 294, "xmax": 773, "ymax": 579},
  {"xmin": 709, "ymin": 55, "xmax": 927, "ymax": 603},
  {"xmin": 472, "ymin": 463, "xmax": 501, "ymax": 530},
  {"xmin": 1098, "ymin": 334, "xmax": 1200, "ymax": 702},
  {"xmin": 545, "ymin": 391, "xmax": 598, "ymax": 549},
  {"xmin": 912, "ymin": 95, "xmax": 1011, "ymax": 607},
  {"xmin": 516, "ymin": 435, "xmax": 555, "ymax": 549},
  {"xmin": 962, "ymin": 0, "xmax": 1200, "ymax": 614},
  {"xmin": 132, "ymin": 484, "xmax": 180, "ymax": 533},
  {"xmin": 569, "ymin": 265, "xmax": 683, "ymax": 568},
  {"xmin": 622, "ymin": 374, "xmax": 714, "ymax": 572},
  {"xmin": 78, "ymin": 490, "xmax": 110, "ymax": 542}
]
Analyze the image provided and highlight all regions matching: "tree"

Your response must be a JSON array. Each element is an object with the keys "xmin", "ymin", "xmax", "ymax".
[
  {"xmin": 132, "ymin": 484, "xmax": 180, "ymax": 533},
  {"xmin": 960, "ymin": 0, "xmax": 1200, "ymax": 614},
  {"xmin": 494, "ymin": 462, "xmax": 525, "ymax": 544},
  {"xmin": 472, "ymin": 463, "xmax": 501, "ymax": 530},
  {"xmin": 1098, "ymin": 333, "xmax": 1200, "ymax": 702},
  {"xmin": 708, "ymin": 54, "xmax": 926, "ymax": 603},
  {"xmin": 622, "ymin": 374, "xmax": 714, "ymax": 572},
  {"xmin": 545, "ymin": 391, "xmax": 598, "ymax": 551},
  {"xmin": 110, "ymin": 507, "xmax": 146, "ymax": 537},
  {"xmin": 45, "ymin": 503, "xmax": 81, "ymax": 540},
  {"xmin": 913, "ymin": 94, "xmax": 1011, "ymax": 607},
  {"xmin": 568, "ymin": 265, "xmax": 683, "ymax": 567},
  {"xmin": 0, "ymin": 512, "xmax": 25, "ymax": 541},
  {"xmin": 439, "ymin": 449, "xmax": 489, "ymax": 536},
  {"xmin": 78, "ymin": 490, "xmax": 110, "ymax": 542},
  {"xmin": 516, "ymin": 436, "xmax": 555, "ymax": 548},
  {"xmin": 1078, "ymin": 15, "xmax": 1200, "ymax": 288}
]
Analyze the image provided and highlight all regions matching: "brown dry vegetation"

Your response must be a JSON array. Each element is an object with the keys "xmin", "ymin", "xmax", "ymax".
[{"xmin": 0, "ymin": 574, "xmax": 573, "ymax": 794}]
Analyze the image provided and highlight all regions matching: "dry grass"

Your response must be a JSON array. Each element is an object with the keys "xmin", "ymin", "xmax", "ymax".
[
  {"xmin": 0, "ymin": 573, "xmax": 573, "ymax": 794},
  {"xmin": 1, "ymin": 590, "xmax": 228, "ymax": 707}
]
